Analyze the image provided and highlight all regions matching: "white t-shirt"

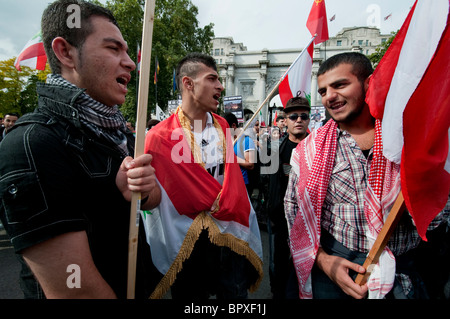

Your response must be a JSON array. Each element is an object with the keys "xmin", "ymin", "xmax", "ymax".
[{"xmin": 192, "ymin": 112, "xmax": 224, "ymax": 185}]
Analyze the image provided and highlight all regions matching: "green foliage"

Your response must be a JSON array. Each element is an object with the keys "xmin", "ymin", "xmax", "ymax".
[
  {"xmin": 368, "ymin": 31, "xmax": 397, "ymax": 68},
  {"xmin": 103, "ymin": 0, "xmax": 215, "ymax": 123},
  {"xmin": 0, "ymin": 0, "xmax": 214, "ymax": 122}
]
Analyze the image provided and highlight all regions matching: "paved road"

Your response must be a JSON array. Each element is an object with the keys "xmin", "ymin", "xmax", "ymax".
[
  {"xmin": 0, "ymin": 226, "xmax": 272, "ymax": 299},
  {"xmin": 0, "ymin": 227, "xmax": 23, "ymax": 299}
]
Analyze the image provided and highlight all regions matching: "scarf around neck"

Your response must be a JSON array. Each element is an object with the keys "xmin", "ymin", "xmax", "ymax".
[
  {"xmin": 289, "ymin": 119, "xmax": 401, "ymax": 299},
  {"xmin": 46, "ymin": 74, "xmax": 130, "ymax": 157}
]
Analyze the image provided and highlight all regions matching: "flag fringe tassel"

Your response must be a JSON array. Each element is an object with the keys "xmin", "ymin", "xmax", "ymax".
[{"xmin": 149, "ymin": 211, "xmax": 264, "ymax": 299}]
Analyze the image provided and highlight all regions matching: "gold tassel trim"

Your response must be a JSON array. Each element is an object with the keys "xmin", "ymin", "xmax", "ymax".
[{"xmin": 149, "ymin": 212, "xmax": 264, "ymax": 299}]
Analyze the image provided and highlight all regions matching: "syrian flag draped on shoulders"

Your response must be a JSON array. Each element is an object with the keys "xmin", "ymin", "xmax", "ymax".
[
  {"xmin": 366, "ymin": 0, "xmax": 450, "ymax": 241},
  {"xmin": 14, "ymin": 31, "xmax": 47, "ymax": 71},
  {"xmin": 143, "ymin": 108, "xmax": 263, "ymax": 299}
]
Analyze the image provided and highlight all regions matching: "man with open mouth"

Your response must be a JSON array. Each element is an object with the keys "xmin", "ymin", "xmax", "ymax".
[{"xmin": 0, "ymin": 0, "xmax": 161, "ymax": 299}]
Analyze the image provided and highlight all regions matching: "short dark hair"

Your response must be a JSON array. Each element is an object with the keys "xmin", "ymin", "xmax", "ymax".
[
  {"xmin": 317, "ymin": 52, "xmax": 373, "ymax": 83},
  {"xmin": 176, "ymin": 52, "xmax": 217, "ymax": 94},
  {"xmin": 224, "ymin": 112, "xmax": 238, "ymax": 128},
  {"xmin": 41, "ymin": 0, "xmax": 119, "ymax": 74},
  {"xmin": 276, "ymin": 115, "xmax": 285, "ymax": 122},
  {"xmin": 5, "ymin": 112, "xmax": 20, "ymax": 118}
]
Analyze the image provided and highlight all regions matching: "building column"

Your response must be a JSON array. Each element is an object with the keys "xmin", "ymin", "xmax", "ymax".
[
  {"xmin": 226, "ymin": 66, "xmax": 235, "ymax": 96},
  {"xmin": 226, "ymin": 52, "xmax": 236, "ymax": 96},
  {"xmin": 259, "ymin": 50, "xmax": 269, "ymax": 123},
  {"xmin": 310, "ymin": 70, "xmax": 318, "ymax": 107},
  {"xmin": 311, "ymin": 49, "xmax": 322, "ymax": 107}
]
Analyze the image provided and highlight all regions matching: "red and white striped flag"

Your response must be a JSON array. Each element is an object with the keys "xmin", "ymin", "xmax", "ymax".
[
  {"xmin": 278, "ymin": 37, "xmax": 315, "ymax": 107},
  {"xmin": 14, "ymin": 31, "xmax": 47, "ymax": 71},
  {"xmin": 366, "ymin": 0, "xmax": 450, "ymax": 240}
]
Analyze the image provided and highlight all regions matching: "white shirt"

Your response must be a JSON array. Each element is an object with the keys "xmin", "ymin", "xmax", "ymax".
[{"xmin": 192, "ymin": 112, "xmax": 224, "ymax": 185}]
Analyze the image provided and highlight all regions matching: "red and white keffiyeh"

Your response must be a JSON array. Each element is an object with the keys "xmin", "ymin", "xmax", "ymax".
[{"xmin": 289, "ymin": 119, "xmax": 401, "ymax": 299}]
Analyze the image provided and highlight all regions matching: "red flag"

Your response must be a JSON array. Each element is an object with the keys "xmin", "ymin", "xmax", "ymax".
[
  {"xmin": 273, "ymin": 111, "xmax": 277, "ymax": 126},
  {"xmin": 306, "ymin": 0, "xmax": 329, "ymax": 45},
  {"xmin": 14, "ymin": 32, "xmax": 47, "ymax": 71},
  {"xmin": 366, "ymin": 0, "xmax": 450, "ymax": 240}
]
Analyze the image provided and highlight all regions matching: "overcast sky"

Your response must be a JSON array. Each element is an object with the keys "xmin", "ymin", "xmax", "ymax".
[{"xmin": 0, "ymin": 0, "xmax": 413, "ymax": 61}]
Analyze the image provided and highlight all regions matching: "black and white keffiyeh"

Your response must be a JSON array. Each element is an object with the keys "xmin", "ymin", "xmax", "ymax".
[{"xmin": 47, "ymin": 74, "xmax": 131, "ymax": 156}]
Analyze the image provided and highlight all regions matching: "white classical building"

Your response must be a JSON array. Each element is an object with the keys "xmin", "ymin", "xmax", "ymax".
[{"xmin": 211, "ymin": 26, "xmax": 392, "ymax": 122}]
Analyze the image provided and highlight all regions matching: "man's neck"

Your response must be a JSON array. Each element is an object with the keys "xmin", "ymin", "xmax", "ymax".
[
  {"xmin": 181, "ymin": 100, "xmax": 208, "ymax": 132},
  {"xmin": 337, "ymin": 105, "xmax": 374, "ymax": 135},
  {"xmin": 338, "ymin": 107, "xmax": 376, "ymax": 151}
]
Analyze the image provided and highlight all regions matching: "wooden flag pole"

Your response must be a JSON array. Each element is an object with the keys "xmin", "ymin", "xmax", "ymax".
[
  {"xmin": 355, "ymin": 191, "xmax": 406, "ymax": 286},
  {"xmin": 127, "ymin": 0, "xmax": 156, "ymax": 299}
]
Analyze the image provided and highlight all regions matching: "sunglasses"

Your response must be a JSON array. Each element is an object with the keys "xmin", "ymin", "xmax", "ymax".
[{"xmin": 288, "ymin": 113, "xmax": 309, "ymax": 121}]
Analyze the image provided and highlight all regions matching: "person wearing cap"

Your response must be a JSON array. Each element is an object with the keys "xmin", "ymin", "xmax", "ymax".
[{"xmin": 267, "ymin": 96, "xmax": 310, "ymax": 299}]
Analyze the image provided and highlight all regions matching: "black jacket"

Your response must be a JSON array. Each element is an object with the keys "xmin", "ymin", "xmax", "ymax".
[{"xmin": 0, "ymin": 83, "xmax": 157, "ymax": 298}]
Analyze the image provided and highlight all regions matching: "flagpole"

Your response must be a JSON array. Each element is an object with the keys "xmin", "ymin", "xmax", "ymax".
[
  {"xmin": 127, "ymin": 0, "xmax": 156, "ymax": 299},
  {"xmin": 135, "ymin": 42, "xmax": 140, "ymax": 109},
  {"xmin": 354, "ymin": 191, "xmax": 406, "ymax": 286},
  {"xmin": 233, "ymin": 35, "xmax": 316, "ymax": 145},
  {"xmin": 155, "ymin": 57, "xmax": 158, "ymax": 103}
]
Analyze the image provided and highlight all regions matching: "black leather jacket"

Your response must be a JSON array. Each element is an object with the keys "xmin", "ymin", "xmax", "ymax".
[{"xmin": 0, "ymin": 83, "xmax": 155, "ymax": 298}]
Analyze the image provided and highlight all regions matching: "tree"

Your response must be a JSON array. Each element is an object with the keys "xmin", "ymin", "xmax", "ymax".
[
  {"xmin": 0, "ymin": 0, "xmax": 214, "ymax": 121},
  {"xmin": 0, "ymin": 58, "xmax": 50, "ymax": 117},
  {"xmin": 101, "ymin": 0, "xmax": 215, "ymax": 123},
  {"xmin": 369, "ymin": 31, "xmax": 397, "ymax": 67}
]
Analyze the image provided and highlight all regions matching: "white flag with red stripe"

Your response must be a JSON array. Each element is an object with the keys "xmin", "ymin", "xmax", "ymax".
[
  {"xmin": 278, "ymin": 36, "xmax": 315, "ymax": 107},
  {"xmin": 14, "ymin": 31, "xmax": 47, "ymax": 71},
  {"xmin": 366, "ymin": 0, "xmax": 450, "ymax": 240}
]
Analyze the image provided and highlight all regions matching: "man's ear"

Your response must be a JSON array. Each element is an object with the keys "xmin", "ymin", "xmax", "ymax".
[
  {"xmin": 51, "ymin": 37, "xmax": 78, "ymax": 70},
  {"xmin": 182, "ymin": 76, "xmax": 193, "ymax": 90}
]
